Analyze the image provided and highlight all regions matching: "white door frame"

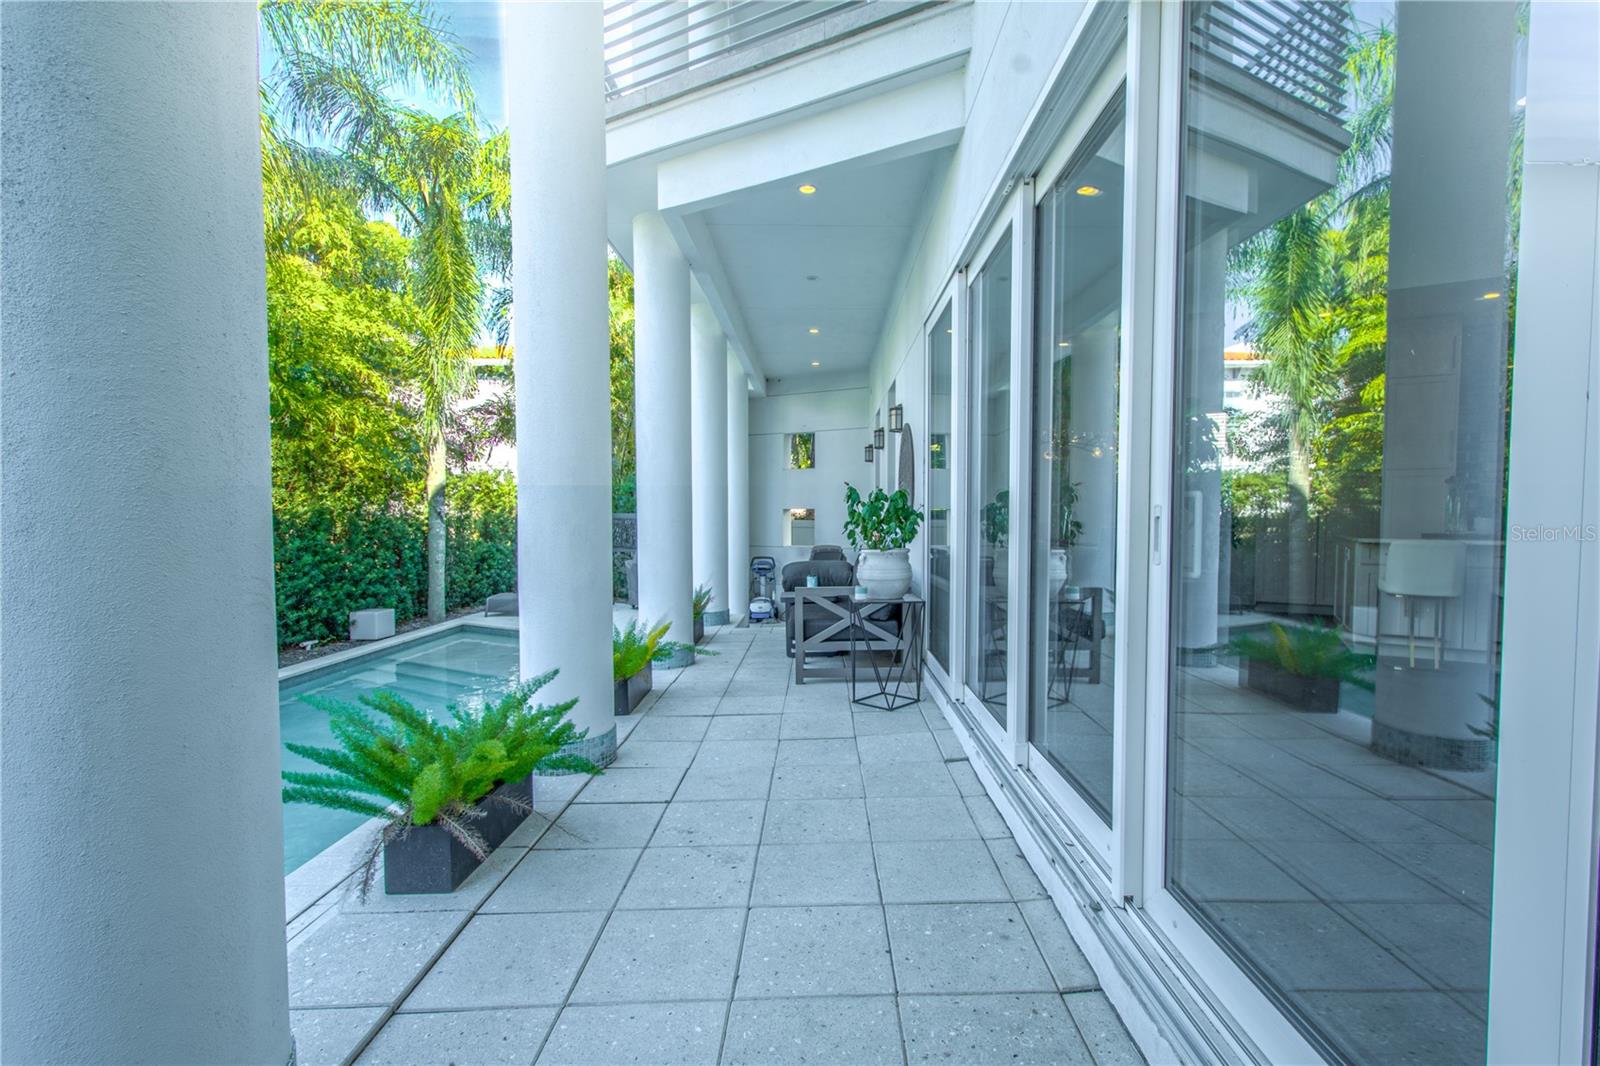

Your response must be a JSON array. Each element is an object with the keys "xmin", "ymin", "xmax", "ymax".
[
  {"xmin": 922, "ymin": 278, "xmax": 964, "ymax": 700},
  {"xmin": 1020, "ymin": 56, "xmax": 1130, "ymax": 876},
  {"xmin": 961, "ymin": 209, "xmax": 1021, "ymax": 750},
  {"xmin": 1132, "ymin": 1, "xmax": 1339, "ymax": 1060},
  {"xmin": 1485, "ymin": 4, "xmax": 1600, "ymax": 1059}
]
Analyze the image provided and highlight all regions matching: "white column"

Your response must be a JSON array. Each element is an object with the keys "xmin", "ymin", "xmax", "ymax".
[
  {"xmin": 0, "ymin": 5, "xmax": 290, "ymax": 1063},
  {"xmin": 504, "ymin": 1, "xmax": 616, "ymax": 763},
  {"xmin": 727, "ymin": 355, "xmax": 752, "ymax": 620},
  {"xmin": 691, "ymin": 304, "xmax": 730, "ymax": 625},
  {"xmin": 633, "ymin": 212, "xmax": 696, "ymax": 663}
]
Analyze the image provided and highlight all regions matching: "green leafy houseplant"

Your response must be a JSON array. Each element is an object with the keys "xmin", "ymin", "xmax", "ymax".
[
  {"xmin": 282, "ymin": 671, "xmax": 597, "ymax": 896},
  {"xmin": 1230, "ymin": 622, "xmax": 1376, "ymax": 691},
  {"xmin": 843, "ymin": 484, "xmax": 924, "ymax": 551},
  {"xmin": 692, "ymin": 583, "xmax": 713, "ymax": 621},
  {"xmin": 613, "ymin": 618, "xmax": 671, "ymax": 681},
  {"xmin": 981, "ymin": 489, "xmax": 1009, "ymax": 547}
]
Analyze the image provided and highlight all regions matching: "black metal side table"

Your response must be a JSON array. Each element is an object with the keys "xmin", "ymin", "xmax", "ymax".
[{"xmin": 847, "ymin": 593, "xmax": 925, "ymax": 711}]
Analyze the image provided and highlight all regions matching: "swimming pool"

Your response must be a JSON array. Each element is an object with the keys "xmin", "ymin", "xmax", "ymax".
[{"xmin": 278, "ymin": 626, "xmax": 521, "ymax": 874}]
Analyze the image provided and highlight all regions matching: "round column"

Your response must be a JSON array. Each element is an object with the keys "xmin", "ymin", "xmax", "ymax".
[
  {"xmin": 0, "ymin": 4, "xmax": 292, "ymax": 1062},
  {"xmin": 503, "ymin": 1, "xmax": 617, "ymax": 764},
  {"xmin": 727, "ymin": 356, "xmax": 752, "ymax": 621},
  {"xmin": 633, "ymin": 212, "xmax": 696, "ymax": 663},
  {"xmin": 691, "ymin": 304, "xmax": 730, "ymax": 626}
]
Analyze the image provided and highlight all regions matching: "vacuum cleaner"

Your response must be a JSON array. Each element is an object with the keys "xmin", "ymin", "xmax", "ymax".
[{"xmin": 748, "ymin": 556, "xmax": 777, "ymax": 622}]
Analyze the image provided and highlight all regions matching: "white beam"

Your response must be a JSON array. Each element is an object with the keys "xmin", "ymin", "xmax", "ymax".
[{"xmin": 655, "ymin": 70, "xmax": 966, "ymax": 215}]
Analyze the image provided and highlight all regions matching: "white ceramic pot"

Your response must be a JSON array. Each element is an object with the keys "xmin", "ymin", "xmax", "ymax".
[
  {"xmin": 1048, "ymin": 549, "xmax": 1070, "ymax": 597},
  {"xmin": 856, "ymin": 548, "xmax": 912, "ymax": 599}
]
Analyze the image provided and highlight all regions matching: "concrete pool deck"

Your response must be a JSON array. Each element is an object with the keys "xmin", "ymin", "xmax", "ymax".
[{"xmin": 283, "ymin": 619, "xmax": 1143, "ymax": 1065}]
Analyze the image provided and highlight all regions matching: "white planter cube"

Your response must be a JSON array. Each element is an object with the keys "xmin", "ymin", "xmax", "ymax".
[{"xmin": 349, "ymin": 608, "xmax": 396, "ymax": 641}]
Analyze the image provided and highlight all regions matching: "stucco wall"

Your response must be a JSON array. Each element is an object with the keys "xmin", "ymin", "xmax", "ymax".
[{"xmin": 748, "ymin": 385, "xmax": 870, "ymax": 567}]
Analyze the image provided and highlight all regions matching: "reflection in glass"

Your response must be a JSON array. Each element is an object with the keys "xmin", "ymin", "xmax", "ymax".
[
  {"xmin": 1030, "ymin": 102, "xmax": 1125, "ymax": 824},
  {"xmin": 1166, "ymin": 4, "xmax": 1523, "ymax": 1063},
  {"xmin": 928, "ymin": 304, "xmax": 955, "ymax": 674},
  {"xmin": 968, "ymin": 232, "xmax": 1013, "ymax": 727}
]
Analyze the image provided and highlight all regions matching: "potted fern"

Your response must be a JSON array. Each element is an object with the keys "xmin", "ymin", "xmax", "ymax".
[
  {"xmin": 613, "ymin": 618, "xmax": 669, "ymax": 714},
  {"xmin": 1230, "ymin": 622, "xmax": 1376, "ymax": 713},
  {"xmin": 843, "ymin": 484, "xmax": 924, "ymax": 599},
  {"xmin": 691, "ymin": 582, "xmax": 712, "ymax": 643},
  {"xmin": 283, "ymin": 671, "xmax": 598, "ymax": 895}
]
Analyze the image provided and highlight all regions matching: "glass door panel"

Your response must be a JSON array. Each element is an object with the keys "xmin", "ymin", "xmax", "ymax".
[
  {"xmin": 968, "ymin": 232, "xmax": 1014, "ymax": 728},
  {"xmin": 1164, "ymin": 3, "xmax": 1524, "ymax": 1062},
  {"xmin": 928, "ymin": 303, "xmax": 955, "ymax": 675},
  {"xmin": 1030, "ymin": 101, "xmax": 1127, "ymax": 826}
]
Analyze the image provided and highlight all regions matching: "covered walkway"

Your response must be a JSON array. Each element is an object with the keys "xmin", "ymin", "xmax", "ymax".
[{"xmin": 286, "ymin": 623, "xmax": 1142, "ymax": 1065}]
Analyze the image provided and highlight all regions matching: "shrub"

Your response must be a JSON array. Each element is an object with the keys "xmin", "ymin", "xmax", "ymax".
[
  {"xmin": 282, "ymin": 671, "xmax": 598, "ymax": 896},
  {"xmin": 445, "ymin": 470, "xmax": 517, "ymax": 611},
  {"xmin": 274, "ymin": 472, "xmax": 518, "ymax": 647},
  {"xmin": 1229, "ymin": 622, "xmax": 1376, "ymax": 691},
  {"xmin": 274, "ymin": 506, "xmax": 427, "ymax": 646},
  {"xmin": 692, "ymin": 582, "xmax": 713, "ymax": 621},
  {"xmin": 613, "ymin": 619, "xmax": 670, "ymax": 681}
]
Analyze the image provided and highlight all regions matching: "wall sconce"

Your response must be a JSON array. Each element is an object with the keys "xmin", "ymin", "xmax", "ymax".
[
  {"xmin": 888, "ymin": 404, "xmax": 904, "ymax": 432},
  {"xmin": 864, "ymin": 443, "xmax": 876, "ymax": 463},
  {"xmin": 873, "ymin": 427, "xmax": 886, "ymax": 450}
]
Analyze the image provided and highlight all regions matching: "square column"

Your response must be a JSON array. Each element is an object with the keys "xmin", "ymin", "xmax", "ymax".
[
  {"xmin": 691, "ymin": 303, "xmax": 730, "ymax": 625},
  {"xmin": 503, "ymin": 1, "xmax": 616, "ymax": 763},
  {"xmin": 633, "ymin": 212, "xmax": 696, "ymax": 663}
]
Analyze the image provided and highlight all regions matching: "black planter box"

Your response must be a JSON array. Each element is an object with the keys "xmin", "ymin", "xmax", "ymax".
[
  {"xmin": 1241, "ymin": 659, "xmax": 1340, "ymax": 713},
  {"xmin": 383, "ymin": 775, "xmax": 532, "ymax": 894},
  {"xmin": 613, "ymin": 663, "xmax": 652, "ymax": 715},
  {"xmin": 694, "ymin": 616, "xmax": 705, "ymax": 644}
]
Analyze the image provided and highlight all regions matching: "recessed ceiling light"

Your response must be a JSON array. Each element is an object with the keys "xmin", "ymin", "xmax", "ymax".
[
  {"xmin": 808, "ymin": 327, "xmax": 820, "ymax": 335},
  {"xmin": 1058, "ymin": 340, "xmax": 1071, "ymax": 348},
  {"xmin": 1481, "ymin": 291, "xmax": 1502, "ymax": 300},
  {"xmin": 798, "ymin": 183, "xmax": 817, "ymax": 195},
  {"xmin": 1075, "ymin": 185, "xmax": 1102, "ymax": 197},
  {"xmin": 811, "ymin": 361, "xmax": 821, "ymax": 367}
]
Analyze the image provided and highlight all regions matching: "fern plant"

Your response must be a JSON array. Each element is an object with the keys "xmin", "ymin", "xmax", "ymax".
[
  {"xmin": 1229, "ymin": 622, "xmax": 1376, "ymax": 691},
  {"xmin": 691, "ymin": 583, "xmax": 713, "ymax": 621},
  {"xmin": 282, "ymin": 670, "xmax": 597, "ymax": 896},
  {"xmin": 614, "ymin": 618, "xmax": 671, "ymax": 681}
]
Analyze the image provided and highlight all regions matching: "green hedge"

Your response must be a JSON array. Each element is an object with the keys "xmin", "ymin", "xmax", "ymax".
[{"xmin": 274, "ymin": 471, "xmax": 518, "ymax": 646}]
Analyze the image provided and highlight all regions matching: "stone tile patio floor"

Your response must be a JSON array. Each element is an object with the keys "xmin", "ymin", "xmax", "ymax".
[{"xmin": 287, "ymin": 622, "xmax": 1145, "ymax": 1066}]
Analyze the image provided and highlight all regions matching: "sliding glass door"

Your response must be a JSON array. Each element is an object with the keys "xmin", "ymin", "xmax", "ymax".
[
  {"xmin": 1162, "ymin": 3, "xmax": 1524, "ymax": 1061},
  {"xmin": 966, "ymin": 230, "xmax": 1014, "ymax": 729},
  {"xmin": 1029, "ymin": 99, "xmax": 1127, "ymax": 828}
]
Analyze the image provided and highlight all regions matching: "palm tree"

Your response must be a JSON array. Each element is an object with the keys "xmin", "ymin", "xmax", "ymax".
[
  {"xmin": 261, "ymin": 0, "xmax": 509, "ymax": 622},
  {"xmin": 1227, "ymin": 25, "xmax": 1395, "ymax": 605}
]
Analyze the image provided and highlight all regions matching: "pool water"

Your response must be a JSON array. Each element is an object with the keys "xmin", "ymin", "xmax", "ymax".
[{"xmin": 279, "ymin": 627, "xmax": 521, "ymax": 874}]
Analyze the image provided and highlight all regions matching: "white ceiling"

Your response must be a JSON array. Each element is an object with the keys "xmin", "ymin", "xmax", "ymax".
[{"xmin": 693, "ymin": 149, "xmax": 949, "ymax": 380}]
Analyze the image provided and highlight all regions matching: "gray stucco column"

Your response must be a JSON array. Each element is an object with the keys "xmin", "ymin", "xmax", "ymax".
[
  {"xmin": 633, "ymin": 212, "xmax": 696, "ymax": 663},
  {"xmin": 503, "ymin": 1, "xmax": 617, "ymax": 765},
  {"xmin": 691, "ymin": 304, "xmax": 730, "ymax": 625},
  {"xmin": 727, "ymin": 356, "xmax": 752, "ymax": 620},
  {"xmin": 0, "ymin": 4, "xmax": 292, "ymax": 1063}
]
